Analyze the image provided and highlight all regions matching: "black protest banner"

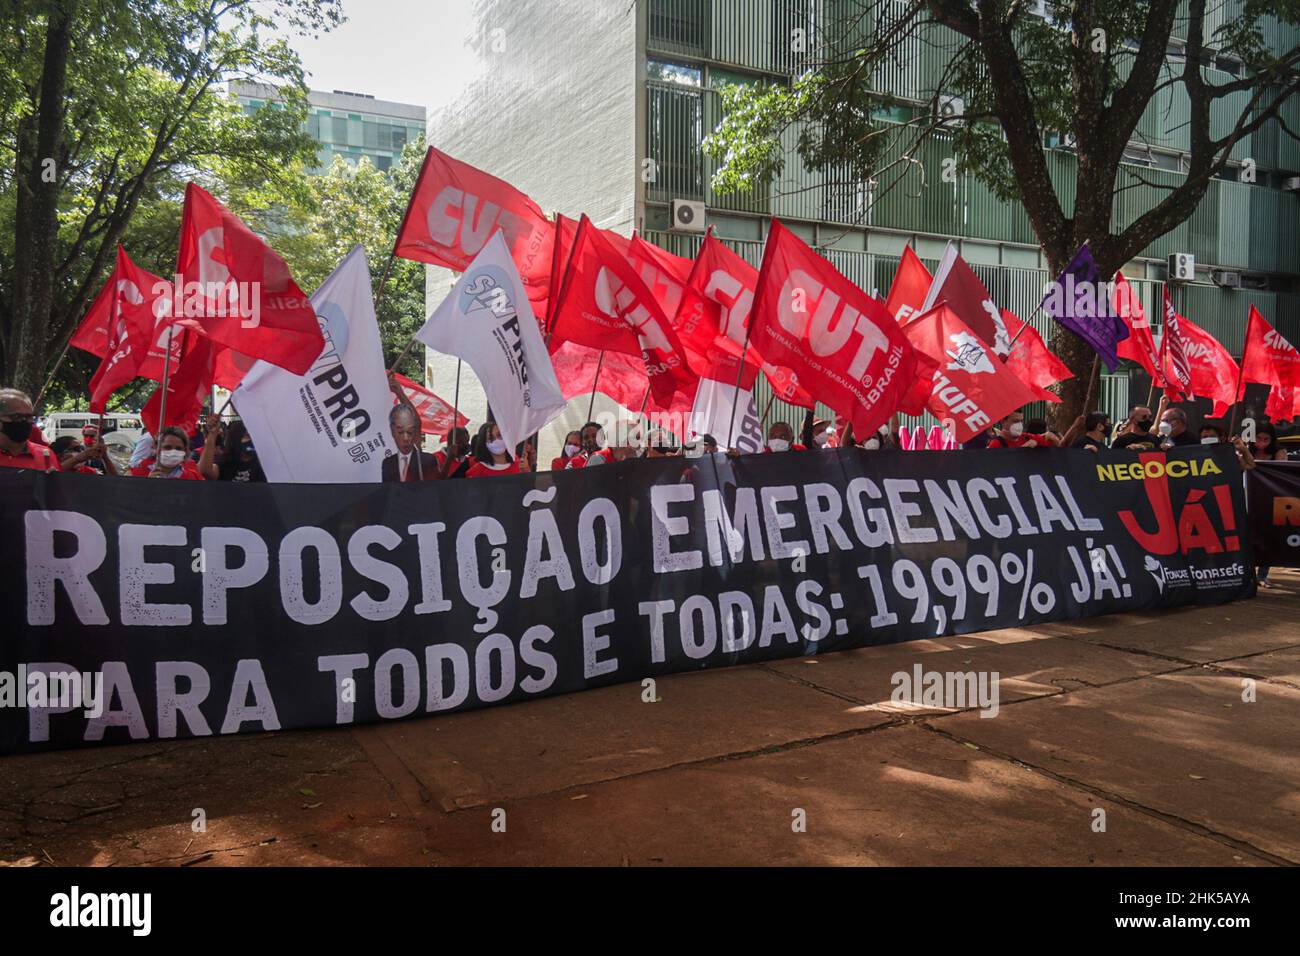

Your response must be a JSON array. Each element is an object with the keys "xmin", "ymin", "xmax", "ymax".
[
  {"xmin": 1246, "ymin": 461, "xmax": 1300, "ymax": 567},
  {"xmin": 0, "ymin": 446, "xmax": 1254, "ymax": 754}
]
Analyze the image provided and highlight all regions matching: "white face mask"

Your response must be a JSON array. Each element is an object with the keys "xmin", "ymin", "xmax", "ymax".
[
  {"xmin": 864, "ymin": 438, "xmax": 881, "ymax": 450},
  {"xmin": 1201, "ymin": 436, "xmax": 1219, "ymax": 445},
  {"xmin": 158, "ymin": 449, "xmax": 186, "ymax": 468},
  {"xmin": 487, "ymin": 438, "xmax": 507, "ymax": 456},
  {"xmin": 1158, "ymin": 421, "xmax": 1173, "ymax": 437},
  {"xmin": 564, "ymin": 443, "xmax": 580, "ymax": 457},
  {"xmin": 813, "ymin": 431, "xmax": 830, "ymax": 447},
  {"xmin": 767, "ymin": 438, "xmax": 790, "ymax": 453},
  {"xmin": 684, "ymin": 444, "xmax": 704, "ymax": 459},
  {"xmin": 1008, "ymin": 422, "xmax": 1025, "ymax": 437}
]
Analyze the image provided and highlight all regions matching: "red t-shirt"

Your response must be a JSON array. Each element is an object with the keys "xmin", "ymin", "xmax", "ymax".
[
  {"xmin": 551, "ymin": 455, "xmax": 574, "ymax": 472},
  {"xmin": 434, "ymin": 450, "xmax": 471, "ymax": 477},
  {"xmin": 762, "ymin": 443, "xmax": 807, "ymax": 453},
  {"xmin": 989, "ymin": 434, "xmax": 1056, "ymax": 449},
  {"xmin": 565, "ymin": 448, "xmax": 614, "ymax": 469},
  {"xmin": 466, "ymin": 459, "xmax": 521, "ymax": 478},
  {"xmin": 130, "ymin": 457, "xmax": 205, "ymax": 480},
  {"xmin": 0, "ymin": 441, "xmax": 60, "ymax": 471}
]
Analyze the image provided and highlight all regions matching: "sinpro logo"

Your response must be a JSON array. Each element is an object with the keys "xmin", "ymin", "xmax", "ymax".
[{"xmin": 315, "ymin": 300, "xmax": 351, "ymax": 358}]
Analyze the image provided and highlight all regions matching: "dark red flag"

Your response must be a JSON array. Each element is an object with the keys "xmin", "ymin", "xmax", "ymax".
[
  {"xmin": 1112, "ymin": 273, "xmax": 1163, "ymax": 386},
  {"xmin": 748, "ymin": 219, "xmax": 920, "ymax": 437},
  {"xmin": 1159, "ymin": 288, "xmax": 1194, "ymax": 402},
  {"xmin": 920, "ymin": 245, "xmax": 1010, "ymax": 354},
  {"xmin": 901, "ymin": 304, "xmax": 1039, "ymax": 443}
]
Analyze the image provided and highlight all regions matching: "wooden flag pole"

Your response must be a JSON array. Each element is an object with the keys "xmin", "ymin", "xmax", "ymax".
[
  {"xmin": 33, "ymin": 337, "xmax": 75, "ymax": 412},
  {"xmin": 154, "ymin": 325, "xmax": 177, "ymax": 449},
  {"xmin": 585, "ymin": 350, "xmax": 606, "ymax": 424},
  {"xmin": 726, "ymin": 322, "xmax": 756, "ymax": 451},
  {"xmin": 1081, "ymin": 355, "xmax": 1102, "ymax": 415},
  {"xmin": 759, "ymin": 392, "xmax": 777, "ymax": 429}
]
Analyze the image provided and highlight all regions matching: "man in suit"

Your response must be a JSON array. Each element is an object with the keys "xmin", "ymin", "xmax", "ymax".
[{"xmin": 382, "ymin": 402, "xmax": 439, "ymax": 482}]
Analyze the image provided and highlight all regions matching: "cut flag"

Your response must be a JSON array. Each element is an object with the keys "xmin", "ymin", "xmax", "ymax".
[
  {"xmin": 396, "ymin": 147, "xmax": 554, "ymax": 321},
  {"xmin": 174, "ymin": 183, "xmax": 323, "ymax": 375},
  {"xmin": 901, "ymin": 304, "xmax": 1040, "ymax": 443},
  {"xmin": 415, "ymin": 230, "xmax": 566, "ymax": 454},
  {"xmin": 1042, "ymin": 244, "xmax": 1128, "ymax": 371},
  {"xmin": 748, "ymin": 219, "xmax": 920, "ymax": 438}
]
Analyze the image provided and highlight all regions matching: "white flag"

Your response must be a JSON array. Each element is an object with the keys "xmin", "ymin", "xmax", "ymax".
[
  {"xmin": 415, "ymin": 230, "xmax": 565, "ymax": 453},
  {"xmin": 687, "ymin": 377, "xmax": 764, "ymax": 454},
  {"xmin": 236, "ymin": 246, "xmax": 392, "ymax": 482}
]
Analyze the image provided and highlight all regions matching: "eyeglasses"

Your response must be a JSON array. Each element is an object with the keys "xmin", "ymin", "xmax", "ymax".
[{"xmin": 1, "ymin": 413, "xmax": 34, "ymax": 424}]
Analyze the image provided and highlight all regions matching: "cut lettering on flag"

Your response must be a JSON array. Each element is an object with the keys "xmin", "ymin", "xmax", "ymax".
[
  {"xmin": 901, "ymin": 304, "xmax": 1040, "ymax": 443},
  {"xmin": 393, "ymin": 372, "xmax": 469, "ymax": 438},
  {"xmin": 749, "ymin": 219, "xmax": 920, "ymax": 438},
  {"xmin": 919, "ymin": 242, "xmax": 1011, "ymax": 355},
  {"xmin": 1160, "ymin": 288, "xmax": 1194, "ymax": 402},
  {"xmin": 1001, "ymin": 309, "xmax": 1074, "ymax": 404},
  {"xmin": 174, "ymin": 183, "xmax": 324, "ymax": 375},
  {"xmin": 1042, "ymin": 244, "xmax": 1129, "ymax": 371},
  {"xmin": 416, "ymin": 230, "xmax": 566, "ymax": 454},
  {"xmin": 1239, "ymin": 305, "xmax": 1300, "ymax": 399},
  {"xmin": 396, "ymin": 147, "xmax": 554, "ymax": 320},
  {"xmin": 886, "ymin": 245, "xmax": 933, "ymax": 325},
  {"xmin": 1112, "ymin": 272, "xmax": 1164, "ymax": 387},
  {"xmin": 548, "ymin": 215, "xmax": 696, "ymax": 410},
  {"xmin": 236, "ymin": 246, "xmax": 394, "ymax": 483},
  {"xmin": 679, "ymin": 230, "xmax": 813, "ymax": 407}
]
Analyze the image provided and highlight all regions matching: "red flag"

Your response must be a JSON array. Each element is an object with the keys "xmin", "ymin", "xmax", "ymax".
[
  {"xmin": 396, "ymin": 147, "xmax": 553, "ymax": 320},
  {"xmin": 680, "ymin": 230, "xmax": 814, "ymax": 407},
  {"xmin": 627, "ymin": 234, "xmax": 712, "ymax": 376},
  {"xmin": 1266, "ymin": 383, "xmax": 1300, "ymax": 422},
  {"xmin": 393, "ymin": 372, "xmax": 469, "ymax": 437},
  {"xmin": 1112, "ymin": 273, "xmax": 1164, "ymax": 386},
  {"xmin": 548, "ymin": 216, "xmax": 696, "ymax": 409},
  {"xmin": 901, "ymin": 304, "xmax": 1039, "ymax": 443},
  {"xmin": 920, "ymin": 245, "xmax": 1011, "ymax": 354},
  {"xmin": 1239, "ymin": 306, "xmax": 1300, "ymax": 399},
  {"xmin": 886, "ymin": 246, "xmax": 933, "ymax": 325},
  {"xmin": 1001, "ymin": 309, "xmax": 1074, "ymax": 404},
  {"xmin": 72, "ymin": 247, "xmax": 182, "ymax": 388},
  {"xmin": 1159, "ymin": 288, "xmax": 1194, "ymax": 401},
  {"xmin": 141, "ymin": 332, "xmax": 215, "ymax": 435},
  {"xmin": 174, "ymin": 183, "xmax": 323, "ymax": 375},
  {"xmin": 1178, "ymin": 315, "xmax": 1240, "ymax": 417},
  {"xmin": 749, "ymin": 219, "xmax": 921, "ymax": 437}
]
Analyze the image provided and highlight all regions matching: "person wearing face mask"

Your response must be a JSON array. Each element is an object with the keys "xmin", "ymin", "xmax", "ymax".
[
  {"xmin": 1198, "ymin": 422, "xmax": 1226, "ymax": 445},
  {"xmin": 466, "ymin": 422, "xmax": 535, "ymax": 477},
  {"xmin": 51, "ymin": 435, "xmax": 118, "ymax": 475},
  {"xmin": 762, "ymin": 421, "xmax": 805, "ymax": 454},
  {"xmin": 0, "ymin": 388, "xmax": 60, "ymax": 472},
  {"xmin": 212, "ymin": 419, "xmax": 265, "ymax": 482},
  {"xmin": 1249, "ymin": 422, "xmax": 1286, "ymax": 463},
  {"xmin": 552, "ymin": 430, "xmax": 583, "ymax": 471},
  {"xmin": 1071, "ymin": 412, "xmax": 1112, "ymax": 452},
  {"xmin": 130, "ymin": 426, "xmax": 205, "ymax": 479},
  {"xmin": 566, "ymin": 421, "xmax": 616, "ymax": 468},
  {"xmin": 987, "ymin": 410, "xmax": 1031, "ymax": 448},
  {"xmin": 1112, "ymin": 404, "xmax": 1160, "ymax": 450},
  {"xmin": 1157, "ymin": 407, "xmax": 1197, "ymax": 448},
  {"xmin": 809, "ymin": 419, "xmax": 838, "ymax": 449},
  {"xmin": 436, "ymin": 426, "xmax": 473, "ymax": 478}
]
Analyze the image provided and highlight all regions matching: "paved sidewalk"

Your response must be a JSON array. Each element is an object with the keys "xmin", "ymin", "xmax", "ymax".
[{"xmin": 2, "ymin": 570, "xmax": 1296, "ymax": 867}]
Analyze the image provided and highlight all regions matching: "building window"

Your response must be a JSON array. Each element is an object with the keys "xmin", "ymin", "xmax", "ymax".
[{"xmin": 648, "ymin": 58, "xmax": 702, "ymax": 87}]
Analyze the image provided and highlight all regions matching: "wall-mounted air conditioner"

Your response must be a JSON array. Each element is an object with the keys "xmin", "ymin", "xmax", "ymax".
[
  {"xmin": 1211, "ymin": 269, "xmax": 1241, "ymax": 288},
  {"xmin": 1167, "ymin": 253, "xmax": 1195, "ymax": 281},
  {"xmin": 670, "ymin": 199, "xmax": 706, "ymax": 233}
]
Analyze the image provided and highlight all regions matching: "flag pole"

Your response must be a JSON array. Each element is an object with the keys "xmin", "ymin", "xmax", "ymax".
[
  {"xmin": 154, "ymin": 325, "xmax": 177, "ymax": 448},
  {"xmin": 585, "ymin": 350, "xmax": 605, "ymax": 424},
  {"xmin": 759, "ymin": 392, "xmax": 776, "ymax": 429},
  {"xmin": 726, "ymin": 324, "xmax": 755, "ymax": 450},
  {"xmin": 373, "ymin": 250, "xmax": 397, "ymax": 313},
  {"xmin": 33, "ymin": 338, "xmax": 75, "ymax": 412},
  {"xmin": 1080, "ymin": 355, "xmax": 1101, "ymax": 415}
]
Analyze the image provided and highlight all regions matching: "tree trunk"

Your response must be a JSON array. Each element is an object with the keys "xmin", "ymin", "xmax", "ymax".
[{"xmin": 7, "ymin": 1, "xmax": 76, "ymax": 398}]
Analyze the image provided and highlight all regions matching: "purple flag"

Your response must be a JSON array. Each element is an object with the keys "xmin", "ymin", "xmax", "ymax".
[{"xmin": 1042, "ymin": 244, "xmax": 1129, "ymax": 371}]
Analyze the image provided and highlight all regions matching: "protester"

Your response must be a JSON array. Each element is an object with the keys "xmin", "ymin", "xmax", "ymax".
[
  {"xmin": 1198, "ymin": 421, "xmax": 1226, "ymax": 445},
  {"xmin": 552, "ymin": 430, "xmax": 583, "ymax": 471},
  {"xmin": 1157, "ymin": 406, "xmax": 1197, "ymax": 448},
  {"xmin": 0, "ymin": 388, "xmax": 60, "ymax": 472},
  {"xmin": 566, "ymin": 421, "xmax": 615, "ymax": 468},
  {"xmin": 764, "ymin": 421, "xmax": 805, "ymax": 453},
  {"xmin": 1112, "ymin": 404, "xmax": 1159, "ymax": 450},
  {"xmin": 1024, "ymin": 418, "xmax": 1060, "ymax": 447},
  {"xmin": 1071, "ymin": 412, "xmax": 1112, "ymax": 452},
  {"xmin": 809, "ymin": 418, "xmax": 837, "ymax": 449},
  {"xmin": 1250, "ymin": 423, "xmax": 1286, "ymax": 462},
  {"xmin": 77, "ymin": 422, "xmax": 112, "ymax": 473},
  {"xmin": 381, "ymin": 403, "xmax": 438, "ymax": 482},
  {"xmin": 51, "ymin": 435, "xmax": 117, "ymax": 475},
  {"xmin": 130, "ymin": 426, "xmax": 205, "ymax": 479},
  {"xmin": 210, "ymin": 418, "xmax": 265, "ymax": 482},
  {"xmin": 435, "ymin": 426, "xmax": 473, "ymax": 478},
  {"xmin": 466, "ymin": 422, "xmax": 534, "ymax": 477}
]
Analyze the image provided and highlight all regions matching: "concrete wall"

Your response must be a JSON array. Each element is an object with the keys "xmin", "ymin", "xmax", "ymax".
[{"xmin": 424, "ymin": 0, "xmax": 641, "ymax": 460}]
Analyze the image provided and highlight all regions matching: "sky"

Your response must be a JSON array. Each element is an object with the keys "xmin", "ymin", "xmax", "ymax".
[{"xmin": 271, "ymin": 0, "xmax": 477, "ymax": 116}]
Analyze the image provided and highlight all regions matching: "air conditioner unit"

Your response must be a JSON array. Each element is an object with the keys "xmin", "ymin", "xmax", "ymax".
[
  {"xmin": 670, "ymin": 199, "xmax": 706, "ymax": 233},
  {"xmin": 1284, "ymin": 176, "xmax": 1300, "ymax": 192},
  {"xmin": 937, "ymin": 94, "xmax": 965, "ymax": 121},
  {"xmin": 1211, "ymin": 269, "xmax": 1241, "ymax": 288},
  {"xmin": 1167, "ymin": 252, "xmax": 1195, "ymax": 282}
]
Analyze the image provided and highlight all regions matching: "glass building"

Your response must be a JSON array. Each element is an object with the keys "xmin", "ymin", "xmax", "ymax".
[{"xmin": 231, "ymin": 81, "xmax": 426, "ymax": 174}]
